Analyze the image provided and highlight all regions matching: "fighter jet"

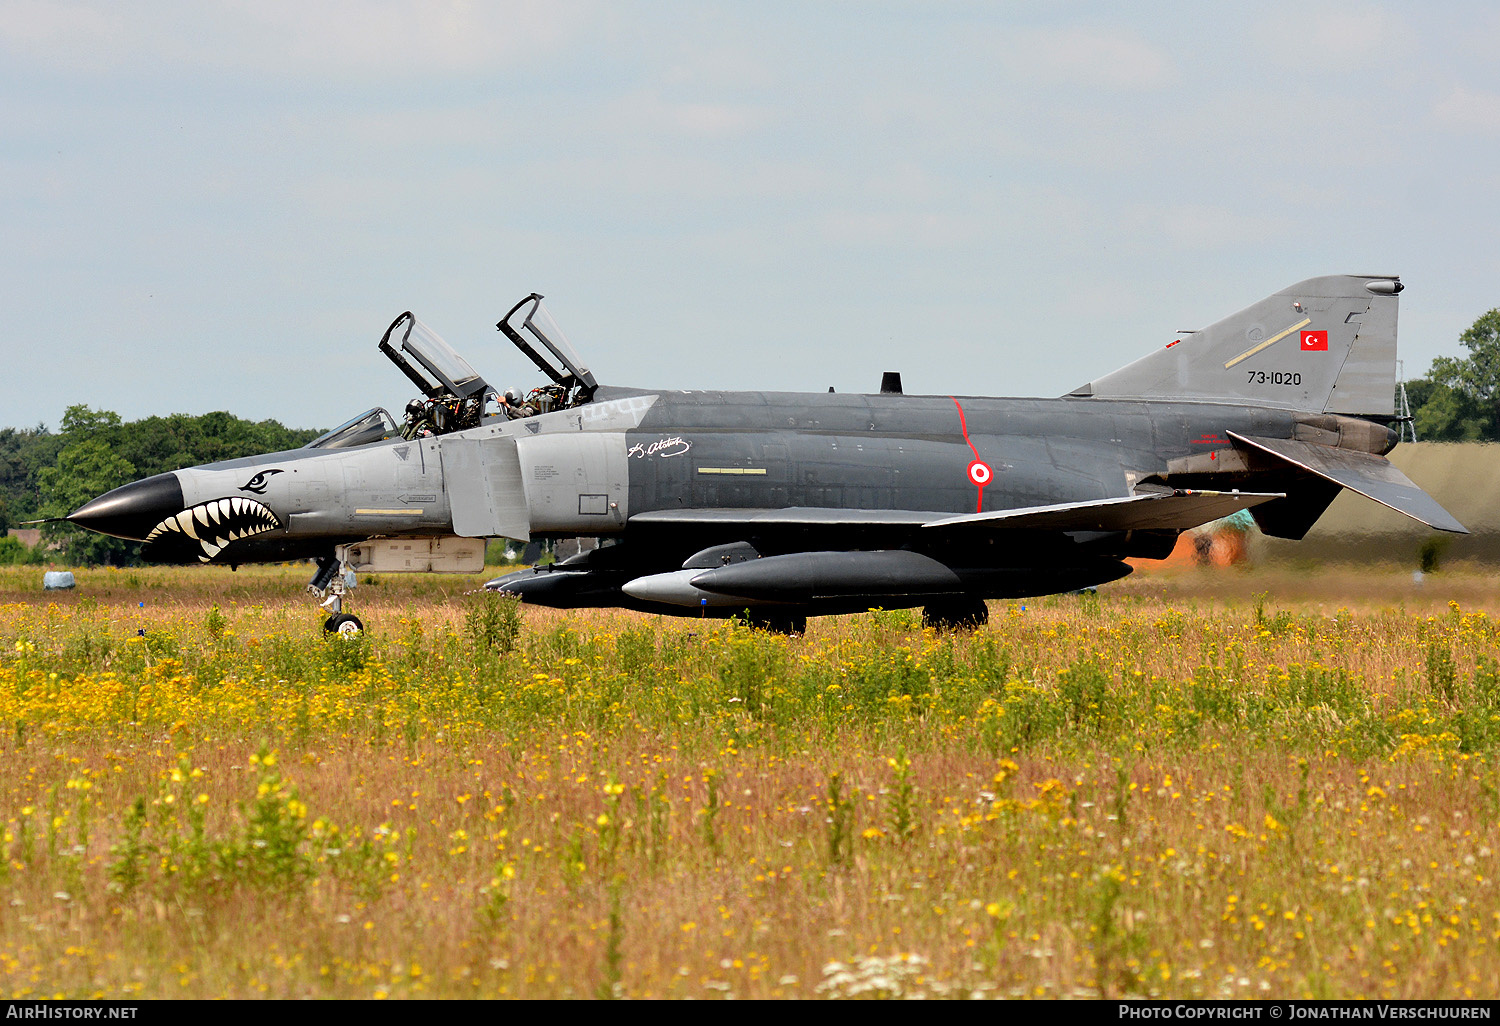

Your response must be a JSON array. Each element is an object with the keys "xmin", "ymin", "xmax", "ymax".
[{"xmin": 66, "ymin": 276, "xmax": 1464, "ymax": 634}]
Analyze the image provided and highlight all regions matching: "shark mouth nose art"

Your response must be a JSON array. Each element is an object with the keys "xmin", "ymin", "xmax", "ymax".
[{"xmin": 142, "ymin": 497, "xmax": 282, "ymax": 562}]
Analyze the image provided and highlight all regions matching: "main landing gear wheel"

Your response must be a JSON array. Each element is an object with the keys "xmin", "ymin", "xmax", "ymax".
[
  {"xmin": 923, "ymin": 598, "xmax": 989, "ymax": 630},
  {"xmin": 324, "ymin": 613, "xmax": 364, "ymax": 636}
]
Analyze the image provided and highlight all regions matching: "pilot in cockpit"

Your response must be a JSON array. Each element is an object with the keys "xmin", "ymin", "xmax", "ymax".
[
  {"xmin": 501, "ymin": 387, "xmax": 536, "ymax": 419},
  {"xmin": 401, "ymin": 399, "xmax": 436, "ymax": 439}
]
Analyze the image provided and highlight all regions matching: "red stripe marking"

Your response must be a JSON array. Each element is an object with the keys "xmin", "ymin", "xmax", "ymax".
[{"xmin": 949, "ymin": 396, "xmax": 989, "ymax": 513}]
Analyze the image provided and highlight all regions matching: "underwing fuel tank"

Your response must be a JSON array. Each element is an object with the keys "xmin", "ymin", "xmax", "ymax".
[
  {"xmin": 486, "ymin": 544, "xmax": 643, "ymax": 609},
  {"xmin": 620, "ymin": 569, "xmax": 781, "ymax": 608},
  {"xmin": 621, "ymin": 550, "xmax": 1132, "ymax": 609},
  {"xmin": 488, "ymin": 567, "xmax": 614, "ymax": 606}
]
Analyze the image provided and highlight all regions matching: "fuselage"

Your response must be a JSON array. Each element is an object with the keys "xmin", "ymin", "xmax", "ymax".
[{"xmin": 69, "ymin": 385, "xmax": 1325, "ymax": 568}]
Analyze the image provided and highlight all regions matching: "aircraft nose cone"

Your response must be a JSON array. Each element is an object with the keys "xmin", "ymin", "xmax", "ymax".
[{"xmin": 67, "ymin": 473, "xmax": 185, "ymax": 541}]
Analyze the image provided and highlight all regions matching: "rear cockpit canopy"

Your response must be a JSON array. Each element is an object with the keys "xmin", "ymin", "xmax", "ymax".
[{"xmin": 498, "ymin": 293, "xmax": 597, "ymax": 405}]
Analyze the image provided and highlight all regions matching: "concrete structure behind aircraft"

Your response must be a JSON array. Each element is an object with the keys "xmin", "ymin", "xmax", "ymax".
[{"xmin": 67, "ymin": 278, "xmax": 1464, "ymax": 634}]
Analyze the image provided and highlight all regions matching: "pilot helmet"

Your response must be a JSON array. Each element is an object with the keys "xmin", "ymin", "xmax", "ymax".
[
  {"xmin": 504, "ymin": 387, "xmax": 522, "ymax": 405},
  {"xmin": 405, "ymin": 399, "xmax": 425, "ymax": 417}
]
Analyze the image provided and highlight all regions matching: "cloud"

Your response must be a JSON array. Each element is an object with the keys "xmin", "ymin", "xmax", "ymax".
[
  {"xmin": 814, "ymin": 208, "xmax": 981, "ymax": 250},
  {"xmin": 985, "ymin": 25, "xmax": 1177, "ymax": 91},
  {"xmin": 1130, "ymin": 204, "xmax": 1296, "ymax": 251},
  {"xmin": 1253, "ymin": 5, "xmax": 1407, "ymax": 70},
  {"xmin": 0, "ymin": 1, "xmax": 126, "ymax": 71},
  {"xmin": 1433, "ymin": 86, "xmax": 1500, "ymax": 134},
  {"xmin": 219, "ymin": 0, "xmax": 590, "ymax": 76},
  {"xmin": 0, "ymin": 0, "xmax": 593, "ymax": 77},
  {"xmin": 602, "ymin": 90, "xmax": 771, "ymax": 139}
]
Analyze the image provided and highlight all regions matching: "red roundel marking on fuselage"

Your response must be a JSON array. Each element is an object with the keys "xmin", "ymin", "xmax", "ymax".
[{"xmin": 949, "ymin": 395, "xmax": 989, "ymax": 512}]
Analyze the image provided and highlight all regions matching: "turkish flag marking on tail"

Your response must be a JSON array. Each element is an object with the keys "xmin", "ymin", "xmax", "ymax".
[{"xmin": 1300, "ymin": 330, "xmax": 1328, "ymax": 351}]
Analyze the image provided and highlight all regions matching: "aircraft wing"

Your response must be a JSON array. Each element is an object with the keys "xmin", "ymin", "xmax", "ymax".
[
  {"xmin": 923, "ymin": 490, "xmax": 1283, "ymax": 532},
  {"xmin": 631, "ymin": 490, "xmax": 1282, "ymax": 535},
  {"xmin": 629, "ymin": 508, "xmax": 942, "ymax": 527},
  {"xmin": 1227, "ymin": 432, "xmax": 1467, "ymax": 534}
]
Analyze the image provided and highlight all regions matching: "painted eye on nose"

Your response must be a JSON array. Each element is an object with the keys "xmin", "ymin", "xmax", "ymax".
[{"xmin": 239, "ymin": 468, "xmax": 284, "ymax": 494}]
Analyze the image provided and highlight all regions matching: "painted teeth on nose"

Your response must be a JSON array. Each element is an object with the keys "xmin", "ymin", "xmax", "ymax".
[{"xmin": 148, "ymin": 497, "xmax": 283, "ymax": 562}]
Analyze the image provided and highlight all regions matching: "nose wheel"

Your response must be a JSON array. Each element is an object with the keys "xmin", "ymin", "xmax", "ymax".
[{"xmin": 324, "ymin": 612, "xmax": 364, "ymax": 636}]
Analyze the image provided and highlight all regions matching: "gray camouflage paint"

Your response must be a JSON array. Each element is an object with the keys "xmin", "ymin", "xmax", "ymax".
[{"xmin": 67, "ymin": 274, "xmax": 1464, "ymax": 613}]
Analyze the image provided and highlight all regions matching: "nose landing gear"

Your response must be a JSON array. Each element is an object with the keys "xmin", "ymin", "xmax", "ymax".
[{"xmin": 309, "ymin": 555, "xmax": 364, "ymax": 635}]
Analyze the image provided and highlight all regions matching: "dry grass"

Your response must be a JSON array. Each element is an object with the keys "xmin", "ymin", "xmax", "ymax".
[{"xmin": 0, "ymin": 560, "xmax": 1497, "ymax": 999}]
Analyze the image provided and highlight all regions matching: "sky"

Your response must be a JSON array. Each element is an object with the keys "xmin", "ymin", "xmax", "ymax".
[{"xmin": 2, "ymin": 1, "xmax": 1498, "ymax": 432}]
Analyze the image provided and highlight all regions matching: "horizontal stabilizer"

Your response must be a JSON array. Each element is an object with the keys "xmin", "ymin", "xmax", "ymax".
[
  {"xmin": 925, "ymin": 490, "xmax": 1283, "ymax": 532},
  {"xmin": 1227, "ymin": 433, "xmax": 1467, "ymax": 534}
]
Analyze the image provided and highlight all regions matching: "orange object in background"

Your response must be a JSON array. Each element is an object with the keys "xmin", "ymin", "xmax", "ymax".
[{"xmin": 1139, "ymin": 528, "xmax": 1250, "ymax": 569}]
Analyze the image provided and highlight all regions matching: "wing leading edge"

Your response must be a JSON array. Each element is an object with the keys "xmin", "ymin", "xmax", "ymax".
[
  {"xmin": 630, "ymin": 490, "xmax": 1283, "ymax": 535},
  {"xmin": 923, "ymin": 490, "xmax": 1283, "ymax": 532}
]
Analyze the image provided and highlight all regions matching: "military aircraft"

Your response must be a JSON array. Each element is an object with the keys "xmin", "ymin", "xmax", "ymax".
[{"xmin": 66, "ymin": 275, "xmax": 1464, "ymax": 634}]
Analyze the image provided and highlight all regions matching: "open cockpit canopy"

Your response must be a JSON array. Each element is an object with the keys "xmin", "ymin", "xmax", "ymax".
[
  {"xmin": 371, "ymin": 296, "xmax": 598, "ymax": 442},
  {"xmin": 498, "ymin": 293, "xmax": 597, "ymax": 405},
  {"xmin": 379, "ymin": 313, "xmax": 492, "ymax": 403}
]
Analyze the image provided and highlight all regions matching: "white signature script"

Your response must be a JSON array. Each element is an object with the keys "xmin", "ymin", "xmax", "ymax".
[{"xmin": 627, "ymin": 436, "xmax": 691, "ymax": 459}]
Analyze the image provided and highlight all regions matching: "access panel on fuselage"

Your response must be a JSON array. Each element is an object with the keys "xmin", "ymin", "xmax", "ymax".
[
  {"xmin": 442, "ymin": 435, "xmax": 530, "ymax": 541},
  {"xmin": 515, "ymin": 432, "xmax": 628, "ymax": 533}
]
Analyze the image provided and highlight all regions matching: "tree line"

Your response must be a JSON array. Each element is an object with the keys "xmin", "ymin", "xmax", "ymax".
[
  {"xmin": 1, "ymin": 406, "xmax": 321, "ymax": 565},
  {"xmin": 1405, "ymin": 310, "xmax": 1500, "ymax": 442}
]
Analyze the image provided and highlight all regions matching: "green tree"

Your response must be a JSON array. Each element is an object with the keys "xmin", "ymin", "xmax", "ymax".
[
  {"xmin": 24, "ymin": 405, "xmax": 322, "ymax": 567},
  {"xmin": 122, "ymin": 411, "xmax": 318, "ymax": 479},
  {"xmin": 37, "ymin": 406, "xmax": 138, "ymax": 566},
  {"xmin": 1407, "ymin": 309, "xmax": 1500, "ymax": 441},
  {"xmin": 1409, "ymin": 379, "xmax": 1489, "ymax": 441},
  {"xmin": 0, "ymin": 424, "xmax": 62, "ymax": 525}
]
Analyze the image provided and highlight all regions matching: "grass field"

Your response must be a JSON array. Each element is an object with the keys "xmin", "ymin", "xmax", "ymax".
[{"xmin": 0, "ymin": 560, "xmax": 1497, "ymax": 999}]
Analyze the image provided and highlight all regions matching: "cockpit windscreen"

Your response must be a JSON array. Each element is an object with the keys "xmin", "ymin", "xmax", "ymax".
[{"xmin": 305, "ymin": 407, "xmax": 399, "ymax": 450}]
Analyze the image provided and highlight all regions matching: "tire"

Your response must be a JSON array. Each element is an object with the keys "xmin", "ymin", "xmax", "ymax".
[
  {"xmin": 324, "ymin": 613, "xmax": 364, "ymax": 636},
  {"xmin": 922, "ymin": 599, "xmax": 989, "ymax": 630}
]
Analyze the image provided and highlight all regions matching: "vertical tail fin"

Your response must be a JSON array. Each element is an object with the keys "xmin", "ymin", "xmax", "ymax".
[{"xmin": 1070, "ymin": 274, "xmax": 1401, "ymax": 416}]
